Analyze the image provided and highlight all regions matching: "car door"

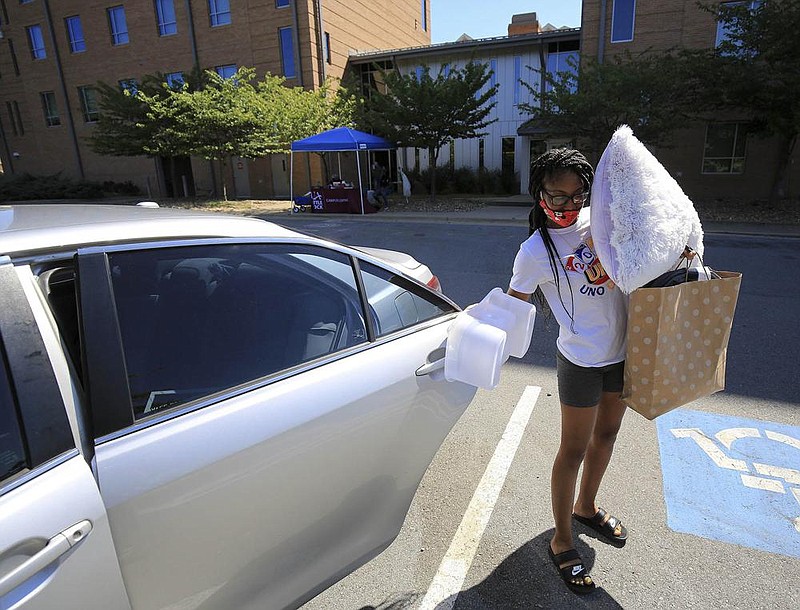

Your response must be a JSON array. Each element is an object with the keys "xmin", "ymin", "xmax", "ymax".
[
  {"xmin": 0, "ymin": 261, "xmax": 129, "ymax": 609},
  {"xmin": 75, "ymin": 239, "xmax": 476, "ymax": 610}
]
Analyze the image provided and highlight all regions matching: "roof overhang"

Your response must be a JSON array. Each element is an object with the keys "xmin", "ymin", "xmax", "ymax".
[
  {"xmin": 517, "ymin": 117, "xmax": 573, "ymax": 137},
  {"xmin": 348, "ymin": 28, "xmax": 580, "ymax": 65}
]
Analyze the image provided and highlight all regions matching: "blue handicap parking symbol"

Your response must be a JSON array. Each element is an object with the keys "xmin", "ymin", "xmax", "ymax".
[{"xmin": 657, "ymin": 409, "xmax": 800, "ymax": 558}]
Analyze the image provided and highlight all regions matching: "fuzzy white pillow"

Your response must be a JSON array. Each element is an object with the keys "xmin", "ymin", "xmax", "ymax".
[{"xmin": 590, "ymin": 125, "xmax": 704, "ymax": 294}]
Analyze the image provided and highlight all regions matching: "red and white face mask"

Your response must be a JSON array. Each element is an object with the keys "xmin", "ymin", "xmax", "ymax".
[{"xmin": 539, "ymin": 200, "xmax": 581, "ymax": 227}]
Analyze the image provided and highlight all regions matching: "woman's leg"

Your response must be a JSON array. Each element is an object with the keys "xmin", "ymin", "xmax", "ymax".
[
  {"xmin": 573, "ymin": 391, "xmax": 627, "ymax": 519},
  {"xmin": 550, "ymin": 403, "xmax": 597, "ymax": 555}
]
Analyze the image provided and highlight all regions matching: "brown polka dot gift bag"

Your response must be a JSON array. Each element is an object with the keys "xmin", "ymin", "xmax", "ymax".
[{"xmin": 621, "ymin": 266, "xmax": 742, "ymax": 419}]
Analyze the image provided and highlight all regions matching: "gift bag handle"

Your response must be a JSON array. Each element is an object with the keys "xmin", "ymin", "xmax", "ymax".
[{"xmin": 674, "ymin": 246, "xmax": 718, "ymax": 281}]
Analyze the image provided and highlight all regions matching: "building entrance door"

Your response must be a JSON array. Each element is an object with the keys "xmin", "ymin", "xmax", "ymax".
[
  {"xmin": 233, "ymin": 157, "xmax": 251, "ymax": 199},
  {"xmin": 271, "ymin": 154, "xmax": 290, "ymax": 198}
]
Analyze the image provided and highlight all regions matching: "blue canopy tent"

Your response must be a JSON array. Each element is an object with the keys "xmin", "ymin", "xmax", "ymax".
[{"xmin": 290, "ymin": 127, "xmax": 395, "ymax": 214}]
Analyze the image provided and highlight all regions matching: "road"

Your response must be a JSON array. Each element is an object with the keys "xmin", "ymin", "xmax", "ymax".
[{"xmin": 274, "ymin": 216, "xmax": 800, "ymax": 610}]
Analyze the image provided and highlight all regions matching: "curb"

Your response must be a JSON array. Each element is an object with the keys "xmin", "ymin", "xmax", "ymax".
[{"xmin": 256, "ymin": 210, "xmax": 800, "ymax": 237}]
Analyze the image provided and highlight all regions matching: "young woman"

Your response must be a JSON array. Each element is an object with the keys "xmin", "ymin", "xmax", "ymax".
[{"xmin": 508, "ymin": 148, "xmax": 629, "ymax": 594}]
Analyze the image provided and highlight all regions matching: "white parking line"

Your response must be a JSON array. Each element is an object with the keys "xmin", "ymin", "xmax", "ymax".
[{"xmin": 418, "ymin": 385, "xmax": 541, "ymax": 610}]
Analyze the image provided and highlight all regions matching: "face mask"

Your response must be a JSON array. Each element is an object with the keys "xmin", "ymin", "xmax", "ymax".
[{"xmin": 539, "ymin": 200, "xmax": 581, "ymax": 227}]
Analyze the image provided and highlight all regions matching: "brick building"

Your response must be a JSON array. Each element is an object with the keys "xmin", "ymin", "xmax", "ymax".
[
  {"xmin": 580, "ymin": 0, "xmax": 799, "ymax": 201},
  {"xmin": 0, "ymin": 0, "xmax": 431, "ymax": 198}
]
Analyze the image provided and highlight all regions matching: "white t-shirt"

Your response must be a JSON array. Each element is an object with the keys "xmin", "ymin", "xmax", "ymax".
[{"xmin": 509, "ymin": 208, "xmax": 627, "ymax": 367}]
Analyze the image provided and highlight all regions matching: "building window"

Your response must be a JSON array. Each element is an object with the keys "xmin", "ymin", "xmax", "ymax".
[
  {"xmin": 40, "ymin": 91, "xmax": 60, "ymax": 126},
  {"xmin": 78, "ymin": 86, "xmax": 100, "ymax": 122},
  {"xmin": 165, "ymin": 71, "xmax": 184, "ymax": 88},
  {"xmin": 611, "ymin": 0, "xmax": 636, "ymax": 43},
  {"xmin": 530, "ymin": 139, "xmax": 547, "ymax": 164},
  {"xmin": 359, "ymin": 60, "xmax": 392, "ymax": 98},
  {"xmin": 215, "ymin": 63, "xmax": 236, "ymax": 79},
  {"xmin": 5, "ymin": 102, "xmax": 16, "ymax": 136},
  {"xmin": 65, "ymin": 16, "xmax": 86, "ymax": 53},
  {"xmin": 119, "ymin": 79, "xmax": 138, "ymax": 95},
  {"xmin": 209, "ymin": 0, "xmax": 231, "ymax": 27},
  {"xmin": 155, "ymin": 0, "xmax": 178, "ymax": 36},
  {"xmin": 478, "ymin": 139, "xmax": 485, "ymax": 170},
  {"xmin": 12, "ymin": 101, "xmax": 23, "ymax": 135},
  {"xmin": 702, "ymin": 123, "xmax": 748, "ymax": 174},
  {"xmin": 6, "ymin": 101, "xmax": 23, "ymax": 136},
  {"xmin": 490, "ymin": 59, "xmax": 497, "ymax": 102},
  {"xmin": 715, "ymin": 1, "xmax": 761, "ymax": 49},
  {"xmin": 513, "ymin": 56, "xmax": 521, "ymax": 105},
  {"xmin": 414, "ymin": 148, "xmax": 420, "ymax": 172},
  {"xmin": 324, "ymin": 31, "xmax": 331, "ymax": 64},
  {"xmin": 415, "ymin": 66, "xmax": 424, "ymax": 81},
  {"xmin": 546, "ymin": 40, "xmax": 580, "ymax": 93},
  {"xmin": 279, "ymin": 26, "xmax": 296, "ymax": 78},
  {"xmin": 107, "ymin": 6, "xmax": 129, "ymax": 45},
  {"xmin": 449, "ymin": 141, "xmax": 455, "ymax": 170},
  {"xmin": 276, "ymin": 0, "xmax": 289, "ymax": 7},
  {"xmin": 502, "ymin": 137, "xmax": 515, "ymax": 176},
  {"xmin": 9, "ymin": 39, "xmax": 20, "ymax": 75},
  {"xmin": 421, "ymin": 0, "xmax": 427, "ymax": 32},
  {"xmin": 26, "ymin": 24, "xmax": 46, "ymax": 59}
]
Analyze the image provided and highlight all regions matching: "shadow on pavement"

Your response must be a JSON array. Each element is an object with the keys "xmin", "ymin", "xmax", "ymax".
[
  {"xmin": 450, "ymin": 531, "xmax": 622, "ymax": 610},
  {"xmin": 356, "ymin": 531, "xmax": 623, "ymax": 609},
  {"xmin": 356, "ymin": 593, "xmax": 420, "ymax": 609}
]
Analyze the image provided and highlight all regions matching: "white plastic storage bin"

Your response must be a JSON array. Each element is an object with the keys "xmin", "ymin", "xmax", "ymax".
[{"xmin": 444, "ymin": 288, "xmax": 536, "ymax": 389}]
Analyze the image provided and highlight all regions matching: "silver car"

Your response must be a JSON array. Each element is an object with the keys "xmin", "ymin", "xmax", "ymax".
[{"xmin": 0, "ymin": 205, "xmax": 476, "ymax": 609}]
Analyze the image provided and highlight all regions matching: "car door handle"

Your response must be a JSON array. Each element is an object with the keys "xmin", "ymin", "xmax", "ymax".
[
  {"xmin": 415, "ymin": 358, "xmax": 444, "ymax": 376},
  {"xmin": 416, "ymin": 347, "xmax": 446, "ymax": 376},
  {"xmin": 0, "ymin": 520, "xmax": 92, "ymax": 598}
]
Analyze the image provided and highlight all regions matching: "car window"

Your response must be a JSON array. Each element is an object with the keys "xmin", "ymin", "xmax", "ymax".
[
  {"xmin": 358, "ymin": 260, "xmax": 455, "ymax": 337},
  {"xmin": 0, "ymin": 337, "xmax": 27, "ymax": 486},
  {"xmin": 108, "ymin": 244, "xmax": 367, "ymax": 419}
]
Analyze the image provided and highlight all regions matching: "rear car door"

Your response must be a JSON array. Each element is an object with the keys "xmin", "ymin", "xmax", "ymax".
[
  {"xmin": 75, "ymin": 239, "xmax": 476, "ymax": 609},
  {"xmin": 0, "ymin": 261, "xmax": 129, "ymax": 609}
]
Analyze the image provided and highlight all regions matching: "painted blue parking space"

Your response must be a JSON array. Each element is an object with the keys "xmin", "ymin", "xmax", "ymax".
[{"xmin": 656, "ymin": 409, "xmax": 800, "ymax": 558}]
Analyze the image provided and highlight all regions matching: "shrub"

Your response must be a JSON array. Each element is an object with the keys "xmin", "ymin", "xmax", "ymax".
[
  {"xmin": 404, "ymin": 165, "xmax": 517, "ymax": 196},
  {"xmin": 452, "ymin": 167, "xmax": 478, "ymax": 193},
  {"xmin": 0, "ymin": 173, "xmax": 140, "ymax": 202},
  {"xmin": 102, "ymin": 180, "xmax": 141, "ymax": 195}
]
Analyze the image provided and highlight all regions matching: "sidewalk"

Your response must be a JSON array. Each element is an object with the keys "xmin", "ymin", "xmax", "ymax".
[
  {"xmin": 8, "ymin": 195, "xmax": 799, "ymax": 237},
  {"xmin": 266, "ymin": 203, "xmax": 800, "ymax": 238}
]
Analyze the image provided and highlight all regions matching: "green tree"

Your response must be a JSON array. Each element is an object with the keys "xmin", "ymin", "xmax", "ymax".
[
  {"xmin": 697, "ymin": 0, "xmax": 800, "ymax": 199},
  {"xmin": 520, "ymin": 2, "xmax": 798, "ymax": 199},
  {"xmin": 91, "ymin": 67, "xmax": 356, "ymax": 199},
  {"xmin": 277, "ymin": 79, "xmax": 357, "ymax": 183},
  {"xmin": 88, "ymin": 68, "xmax": 211, "ymax": 157},
  {"xmin": 277, "ymin": 79, "xmax": 356, "ymax": 144},
  {"xmin": 139, "ymin": 67, "xmax": 290, "ymax": 199},
  {"xmin": 517, "ymin": 51, "xmax": 700, "ymax": 161},
  {"xmin": 88, "ymin": 68, "xmax": 212, "ymax": 194},
  {"xmin": 366, "ymin": 62, "xmax": 498, "ymax": 198}
]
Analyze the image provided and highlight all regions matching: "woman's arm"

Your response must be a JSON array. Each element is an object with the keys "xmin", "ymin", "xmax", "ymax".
[{"xmin": 507, "ymin": 288, "xmax": 532, "ymax": 302}]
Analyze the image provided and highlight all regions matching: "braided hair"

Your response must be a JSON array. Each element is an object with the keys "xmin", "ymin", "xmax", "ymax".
[{"xmin": 526, "ymin": 148, "xmax": 594, "ymax": 331}]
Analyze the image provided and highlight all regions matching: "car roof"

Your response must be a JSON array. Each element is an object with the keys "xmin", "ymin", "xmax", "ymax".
[{"xmin": 0, "ymin": 204, "xmax": 304, "ymax": 257}]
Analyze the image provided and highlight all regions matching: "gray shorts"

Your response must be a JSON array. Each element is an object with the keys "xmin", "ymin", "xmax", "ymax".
[{"xmin": 556, "ymin": 350, "xmax": 625, "ymax": 408}]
